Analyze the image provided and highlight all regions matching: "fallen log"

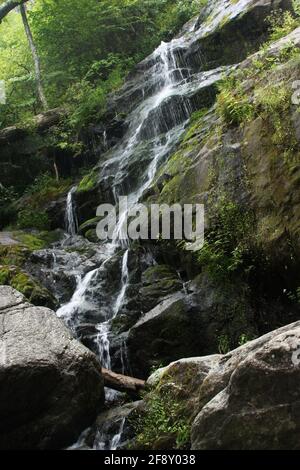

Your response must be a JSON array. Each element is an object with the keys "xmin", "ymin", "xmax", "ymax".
[{"xmin": 102, "ymin": 367, "xmax": 146, "ymax": 395}]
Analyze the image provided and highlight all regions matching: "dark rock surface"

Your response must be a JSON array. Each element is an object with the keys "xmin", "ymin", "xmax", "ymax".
[{"xmin": 0, "ymin": 286, "xmax": 104, "ymax": 450}]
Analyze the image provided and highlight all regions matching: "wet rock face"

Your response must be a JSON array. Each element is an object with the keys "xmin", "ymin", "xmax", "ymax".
[
  {"xmin": 0, "ymin": 286, "xmax": 104, "ymax": 450},
  {"xmin": 140, "ymin": 264, "xmax": 183, "ymax": 313},
  {"xmin": 127, "ymin": 292, "xmax": 211, "ymax": 378},
  {"xmin": 187, "ymin": 0, "xmax": 293, "ymax": 70},
  {"xmin": 72, "ymin": 401, "xmax": 143, "ymax": 450},
  {"xmin": 127, "ymin": 272, "xmax": 259, "ymax": 378}
]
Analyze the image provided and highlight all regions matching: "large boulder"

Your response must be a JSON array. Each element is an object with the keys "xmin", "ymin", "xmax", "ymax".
[
  {"xmin": 0, "ymin": 286, "xmax": 104, "ymax": 450},
  {"xmin": 144, "ymin": 320, "xmax": 300, "ymax": 450},
  {"xmin": 127, "ymin": 292, "xmax": 210, "ymax": 378},
  {"xmin": 127, "ymin": 273, "xmax": 258, "ymax": 378},
  {"xmin": 191, "ymin": 321, "xmax": 300, "ymax": 449}
]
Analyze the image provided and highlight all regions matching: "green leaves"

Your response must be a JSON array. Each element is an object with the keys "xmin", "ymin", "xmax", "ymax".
[{"xmin": 1, "ymin": 0, "xmax": 202, "ymax": 127}]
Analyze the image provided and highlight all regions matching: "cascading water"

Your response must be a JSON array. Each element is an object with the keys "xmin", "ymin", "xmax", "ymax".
[
  {"xmin": 113, "ymin": 250, "xmax": 129, "ymax": 316},
  {"xmin": 65, "ymin": 186, "xmax": 78, "ymax": 236},
  {"xmin": 56, "ymin": 16, "xmax": 229, "ymax": 449},
  {"xmin": 94, "ymin": 417, "xmax": 126, "ymax": 450}
]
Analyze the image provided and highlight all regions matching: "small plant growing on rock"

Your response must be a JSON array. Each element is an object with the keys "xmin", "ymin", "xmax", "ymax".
[
  {"xmin": 216, "ymin": 78, "xmax": 254, "ymax": 126},
  {"xmin": 133, "ymin": 389, "xmax": 191, "ymax": 450}
]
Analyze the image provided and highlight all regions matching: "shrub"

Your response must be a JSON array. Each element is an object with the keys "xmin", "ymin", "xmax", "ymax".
[
  {"xmin": 197, "ymin": 196, "xmax": 257, "ymax": 282},
  {"xmin": 17, "ymin": 209, "xmax": 49, "ymax": 230},
  {"xmin": 216, "ymin": 79, "xmax": 254, "ymax": 126},
  {"xmin": 134, "ymin": 390, "xmax": 190, "ymax": 449},
  {"xmin": 267, "ymin": 10, "xmax": 300, "ymax": 43}
]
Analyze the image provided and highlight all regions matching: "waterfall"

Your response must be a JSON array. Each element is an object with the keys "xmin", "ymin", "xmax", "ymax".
[
  {"xmin": 94, "ymin": 417, "xmax": 126, "ymax": 450},
  {"xmin": 56, "ymin": 268, "xmax": 98, "ymax": 330},
  {"xmin": 56, "ymin": 16, "xmax": 223, "ymax": 429},
  {"xmin": 65, "ymin": 186, "xmax": 78, "ymax": 236}
]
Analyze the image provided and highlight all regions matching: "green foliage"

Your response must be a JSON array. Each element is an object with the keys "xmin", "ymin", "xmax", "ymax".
[
  {"xmin": 0, "ymin": 184, "xmax": 17, "ymax": 228},
  {"xmin": 23, "ymin": 172, "xmax": 72, "ymax": 206},
  {"xmin": 0, "ymin": 245, "xmax": 27, "ymax": 267},
  {"xmin": 0, "ymin": 267, "xmax": 10, "ymax": 285},
  {"xmin": 287, "ymin": 287, "xmax": 300, "ymax": 303},
  {"xmin": 134, "ymin": 390, "xmax": 190, "ymax": 450},
  {"xmin": 17, "ymin": 209, "xmax": 49, "ymax": 230},
  {"xmin": 0, "ymin": 10, "xmax": 34, "ymax": 127},
  {"xmin": 0, "ymin": 0, "xmax": 205, "ymax": 127},
  {"xmin": 218, "ymin": 334, "xmax": 230, "ymax": 354},
  {"xmin": 254, "ymin": 82, "xmax": 298, "ymax": 156},
  {"xmin": 238, "ymin": 333, "xmax": 252, "ymax": 347},
  {"xmin": 24, "ymin": 172, "xmax": 55, "ymax": 196},
  {"xmin": 216, "ymin": 77, "xmax": 254, "ymax": 126},
  {"xmin": 198, "ymin": 196, "xmax": 257, "ymax": 282},
  {"xmin": 267, "ymin": 10, "xmax": 300, "ymax": 43}
]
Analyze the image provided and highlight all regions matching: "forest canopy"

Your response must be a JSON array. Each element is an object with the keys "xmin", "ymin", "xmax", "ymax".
[{"xmin": 0, "ymin": 0, "xmax": 204, "ymax": 128}]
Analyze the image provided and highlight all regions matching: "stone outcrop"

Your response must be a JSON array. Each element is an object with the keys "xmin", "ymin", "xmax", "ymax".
[
  {"xmin": 0, "ymin": 286, "xmax": 104, "ymax": 450},
  {"xmin": 145, "ymin": 320, "xmax": 300, "ymax": 450}
]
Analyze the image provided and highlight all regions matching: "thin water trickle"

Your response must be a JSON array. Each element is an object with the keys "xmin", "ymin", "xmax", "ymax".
[
  {"xmin": 65, "ymin": 186, "xmax": 78, "ymax": 236},
  {"xmin": 113, "ymin": 250, "xmax": 129, "ymax": 317}
]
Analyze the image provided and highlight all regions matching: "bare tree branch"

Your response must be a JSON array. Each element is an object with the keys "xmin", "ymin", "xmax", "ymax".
[
  {"xmin": 0, "ymin": 0, "xmax": 29, "ymax": 22},
  {"xmin": 20, "ymin": 3, "xmax": 48, "ymax": 110}
]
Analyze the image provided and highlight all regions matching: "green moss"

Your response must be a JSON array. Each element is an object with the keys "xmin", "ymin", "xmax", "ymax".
[
  {"xmin": 13, "ymin": 232, "xmax": 51, "ymax": 250},
  {"xmin": 77, "ymin": 169, "xmax": 98, "ymax": 193},
  {"xmin": 182, "ymin": 108, "xmax": 209, "ymax": 142},
  {"xmin": 143, "ymin": 265, "xmax": 177, "ymax": 283},
  {"xmin": 0, "ymin": 265, "xmax": 56, "ymax": 308}
]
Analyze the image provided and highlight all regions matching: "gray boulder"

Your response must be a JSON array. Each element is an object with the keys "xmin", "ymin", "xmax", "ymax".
[
  {"xmin": 145, "ymin": 321, "xmax": 300, "ymax": 450},
  {"xmin": 191, "ymin": 321, "xmax": 300, "ymax": 449},
  {"xmin": 0, "ymin": 286, "xmax": 104, "ymax": 450},
  {"xmin": 127, "ymin": 293, "xmax": 207, "ymax": 378}
]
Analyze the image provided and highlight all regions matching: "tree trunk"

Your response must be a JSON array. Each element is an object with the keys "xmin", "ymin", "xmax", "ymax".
[
  {"xmin": 0, "ymin": 0, "xmax": 29, "ymax": 22},
  {"xmin": 102, "ymin": 367, "xmax": 146, "ymax": 395},
  {"xmin": 20, "ymin": 4, "xmax": 48, "ymax": 110}
]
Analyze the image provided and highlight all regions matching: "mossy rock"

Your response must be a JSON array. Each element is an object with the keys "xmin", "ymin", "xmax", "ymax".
[
  {"xmin": 85, "ymin": 229, "xmax": 98, "ymax": 243},
  {"xmin": 0, "ymin": 265, "xmax": 57, "ymax": 309},
  {"xmin": 77, "ymin": 170, "xmax": 98, "ymax": 194},
  {"xmin": 78, "ymin": 216, "xmax": 101, "ymax": 238},
  {"xmin": 140, "ymin": 265, "xmax": 182, "ymax": 312}
]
